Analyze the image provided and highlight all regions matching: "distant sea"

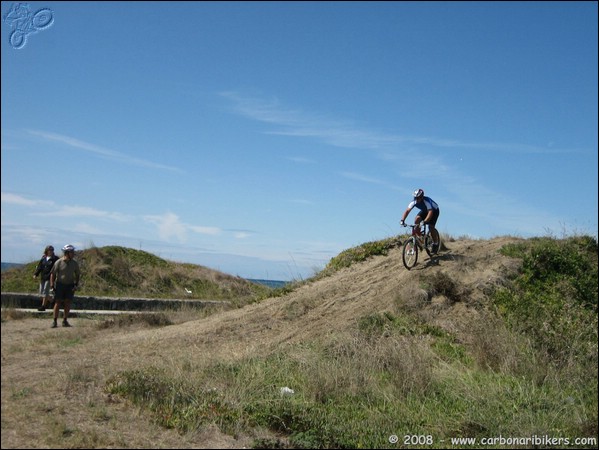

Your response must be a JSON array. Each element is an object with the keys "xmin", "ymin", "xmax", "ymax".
[
  {"xmin": 247, "ymin": 279, "xmax": 288, "ymax": 288},
  {"xmin": 1, "ymin": 262, "xmax": 24, "ymax": 272}
]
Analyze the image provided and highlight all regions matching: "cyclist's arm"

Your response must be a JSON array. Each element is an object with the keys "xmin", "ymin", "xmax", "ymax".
[
  {"xmin": 401, "ymin": 201, "xmax": 418, "ymax": 222},
  {"xmin": 401, "ymin": 207, "xmax": 412, "ymax": 223}
]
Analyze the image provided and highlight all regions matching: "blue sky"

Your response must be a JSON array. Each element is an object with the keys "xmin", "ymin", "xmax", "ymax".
[{"xmin": 2, "ymin": 2, "xmax": 597, "ymax": 280}]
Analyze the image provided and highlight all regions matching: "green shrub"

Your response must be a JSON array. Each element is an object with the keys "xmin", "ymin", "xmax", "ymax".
[{"xmin": 496, "ymin": 236, "xmax": 598, "ymax": 368}]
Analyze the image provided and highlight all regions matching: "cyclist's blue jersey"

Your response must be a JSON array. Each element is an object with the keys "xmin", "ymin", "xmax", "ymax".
[{"xmin": 408, "ymin": 196, "xmax": 439, "ymax": 213}]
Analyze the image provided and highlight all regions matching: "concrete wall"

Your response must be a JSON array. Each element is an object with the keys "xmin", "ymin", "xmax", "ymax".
[{"xmin": 1, "ymin": 292, "xmax": 227, "ymax": 311}]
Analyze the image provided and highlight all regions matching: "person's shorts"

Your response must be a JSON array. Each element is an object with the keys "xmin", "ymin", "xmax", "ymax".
[
  {"xmin": 416, "ymin": 208, "xmax": 440, "ymax": 227},
  {"xmin": 54, "ymin": 283, "xmax": 75, "ymax": 302},
  {"xmin": 39, "ymin": 279, "xmax": 52, "ymax": 296}
]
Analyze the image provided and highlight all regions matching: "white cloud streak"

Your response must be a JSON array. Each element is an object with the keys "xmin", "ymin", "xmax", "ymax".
[
  {"xmin": 1, "ymin": 192, "xmax": 51, "ymax": 207},
  {"xmin": 188, "ymin": 225, "xmax": 222, "ymax": 236},
  {"xmin": 220, "ymin": 91, "xmax": 568, "ymax": 235},
  {"xmin": 33, "ymin": 205, "xmax": 132, "ymax": 221},
  {"xmin": 287, "ymin": 156, "xmax": 316, "ymax": 164},
  {"xmin": 143, "ymin": 212, "xmax": 222, "ymax": 243},
  {"xmin": 220, "ymin": 92, "xmax": 579, "ymax": 155},
  {"xmin": 144, "ymin": 212, "xmax": 188, "ymax": 242},
  {"xmin": 26, "ymin": 130, "xmax": 184, "ymax": 172},
  {"xmin": 2, "ymin": 193, "xmax": 223, "ymax": 245},
  {"xmin": 340, "ymin": 171, "xmax": 401, "ymax": 191}
]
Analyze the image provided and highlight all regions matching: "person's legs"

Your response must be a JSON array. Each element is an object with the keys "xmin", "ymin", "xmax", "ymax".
[
  {"xmin": 52, "ymin": 299, "xmax": 60, "ymax": 327},
  {"xmin": 38, "ymin": 280, "xmax": 50, "ymax": 311},
  {"xmin": 63, "ymin": 298, "xmax": 72, "ymax": 326},
  {"xmin": 414, "ymin": 214, "xmax": 424, "ymax": 235}
]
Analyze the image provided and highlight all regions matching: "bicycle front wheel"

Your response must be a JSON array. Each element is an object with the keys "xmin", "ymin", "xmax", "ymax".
[{"xmin": 402, "ymin": 237, "xmax": 418, "ymax": 270}]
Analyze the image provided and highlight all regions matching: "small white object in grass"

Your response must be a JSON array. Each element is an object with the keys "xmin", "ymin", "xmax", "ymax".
[{"xmin": 280, "ymin": 386, "xmax": 294, "ymax": 396}]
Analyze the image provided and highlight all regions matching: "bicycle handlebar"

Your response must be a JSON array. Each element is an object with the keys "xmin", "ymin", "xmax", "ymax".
[{"xmin": 401, "ymin": 223, "xmax": 426, "ymax": 229}]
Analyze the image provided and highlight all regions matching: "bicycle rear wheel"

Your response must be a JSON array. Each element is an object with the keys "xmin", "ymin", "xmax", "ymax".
[
  {"xmin": 424, "ymin": 233, "xmax": 434, "ymax": 257},
  {"xmin": 402, "ymin": 237, "xmax": 418, "ymax": 270}
]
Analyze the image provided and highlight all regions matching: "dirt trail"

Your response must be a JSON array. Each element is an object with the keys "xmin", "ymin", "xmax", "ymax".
[{"xmin": 1, "ymin": 236, "xmax": 522, "ymax": 448}]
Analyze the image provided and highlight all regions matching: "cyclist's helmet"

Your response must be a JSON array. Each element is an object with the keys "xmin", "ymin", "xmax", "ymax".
[
  {"xmin": 62, "ymin": 244, "xmax": 75, "ymax": 253},
  {"xmin": 413, "ymin": 189, "xmax": 424, "ymax": 200}
]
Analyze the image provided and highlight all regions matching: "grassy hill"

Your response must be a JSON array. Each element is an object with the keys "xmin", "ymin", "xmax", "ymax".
[
  {"xmin": 1, "ymin": 234, "xmax": 597, "ymax": 449},
  {"xmin": 1, "ymin": 245, "xmax": 271, "ymax": 305}
]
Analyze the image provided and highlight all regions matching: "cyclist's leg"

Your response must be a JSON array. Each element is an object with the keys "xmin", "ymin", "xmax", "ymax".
[
  {"xmin": 414, "ymin": 213, "xmax": 424, "ymax": 235},
  {"xmin": 414, "ymin": 213, "xmax": 424, "ymax": 225}
]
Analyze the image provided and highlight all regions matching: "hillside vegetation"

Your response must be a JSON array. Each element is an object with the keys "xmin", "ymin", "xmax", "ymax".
[
  {"xmin": 1, "ymin": 245, "xmax": 270, "ymax": 305},
  {"xmin": 1, "ymin": 234, "xmax": 598, "ymax": 449}
]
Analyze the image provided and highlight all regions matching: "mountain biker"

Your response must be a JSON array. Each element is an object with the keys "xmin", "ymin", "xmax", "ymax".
[{"xmin": 400, "ymin": 189, "xmax": 441, "ymax": 254}]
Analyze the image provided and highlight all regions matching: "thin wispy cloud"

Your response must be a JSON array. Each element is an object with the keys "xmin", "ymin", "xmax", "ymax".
[
  {"xmin": 33, "ymin": 205, "xmax": 131, "ymax": 221},
  {"xmin": 1, "ymin": 192, "xmax": 51, "ymax": 207},
  {"xmin": 27, "ymin": 130, "xmax": 184, "ymax": 172},
  {"xmin": 289, "ymin": 198, "xmax": 315, "ymax": 205},
  {"xmin": 287, "ymin": 156, "xmax": 316, "ymax": 164},
  {"xmin": 0, "ymin": 224, "xmax": 58, "ymax": 249},
  {"xmin": 340, "ymin": 171, "xmax": 401, "ymax": 191},
  {"xmin": 72, "ymin": 222, "xmax": 106, "ymax": 236},
  {"xmin": 2, "ymin": 192, "xmax": 133, "ymax": 223},
  {"xmin": 188, "ymin": 225, "xmax": 222, "ymax": 236},
  {"xmin": 144, "ymin": 212, "xmax": 223, "ymax": 243},
  {"xmin": 144, "ymin": 212, "xmax": 188, "ymax": 242},
  {"xmin": 221, "ymin": 92, "xmax": 578, "ymax": 155},
  {"xmin": 4, "ymin": 192, "xmax": 226, "ymax": 246},
  {"xmin": 221, "ymin": 92, "xmax": 569, "ymax": 235},
  {"xmin": 225, "ymin": 228, "xmax": 256, "ymax": 239}
]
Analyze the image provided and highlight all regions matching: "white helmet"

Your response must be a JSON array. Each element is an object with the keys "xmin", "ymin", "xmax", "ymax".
[
  {"xmin": 413, "ymin": 188, "xmax": 424, "ymax": 200},
  {"xmin": 62, "ymin": 244, "xmax": 75, "ymax": 252}
]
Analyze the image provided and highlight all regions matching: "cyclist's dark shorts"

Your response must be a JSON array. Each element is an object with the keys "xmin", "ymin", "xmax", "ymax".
[
  {"xmin": 55, "ymin": 282, "xmax": 76, "ymax": 302},
  {"xmin": 416, "ymin": 208, "xmax": 440, "ymax": 227}
]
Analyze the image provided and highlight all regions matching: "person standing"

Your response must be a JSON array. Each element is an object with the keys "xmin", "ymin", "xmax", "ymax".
[
  {"xmin": 49, "ymin": 244, "xmax": 81, "ymax": 328},
  {"xmin": 32, "ymin": 245, "xmax": 59, "ymax": 311}
]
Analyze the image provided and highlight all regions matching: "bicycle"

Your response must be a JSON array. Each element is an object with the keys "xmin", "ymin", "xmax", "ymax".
[{"xmin": 401, "ymin": 223, "xmax": 436, "ymax": 270}]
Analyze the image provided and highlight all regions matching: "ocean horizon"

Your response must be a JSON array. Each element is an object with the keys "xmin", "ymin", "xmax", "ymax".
[{"xmin": 246, "ymin": 279, "xmax": 288, "ymax": 288}]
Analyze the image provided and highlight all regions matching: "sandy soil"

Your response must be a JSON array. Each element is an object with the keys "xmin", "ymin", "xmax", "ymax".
[{"xmin": 1, "ymin": 236, "xmax": 522, "ymax": 448}]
